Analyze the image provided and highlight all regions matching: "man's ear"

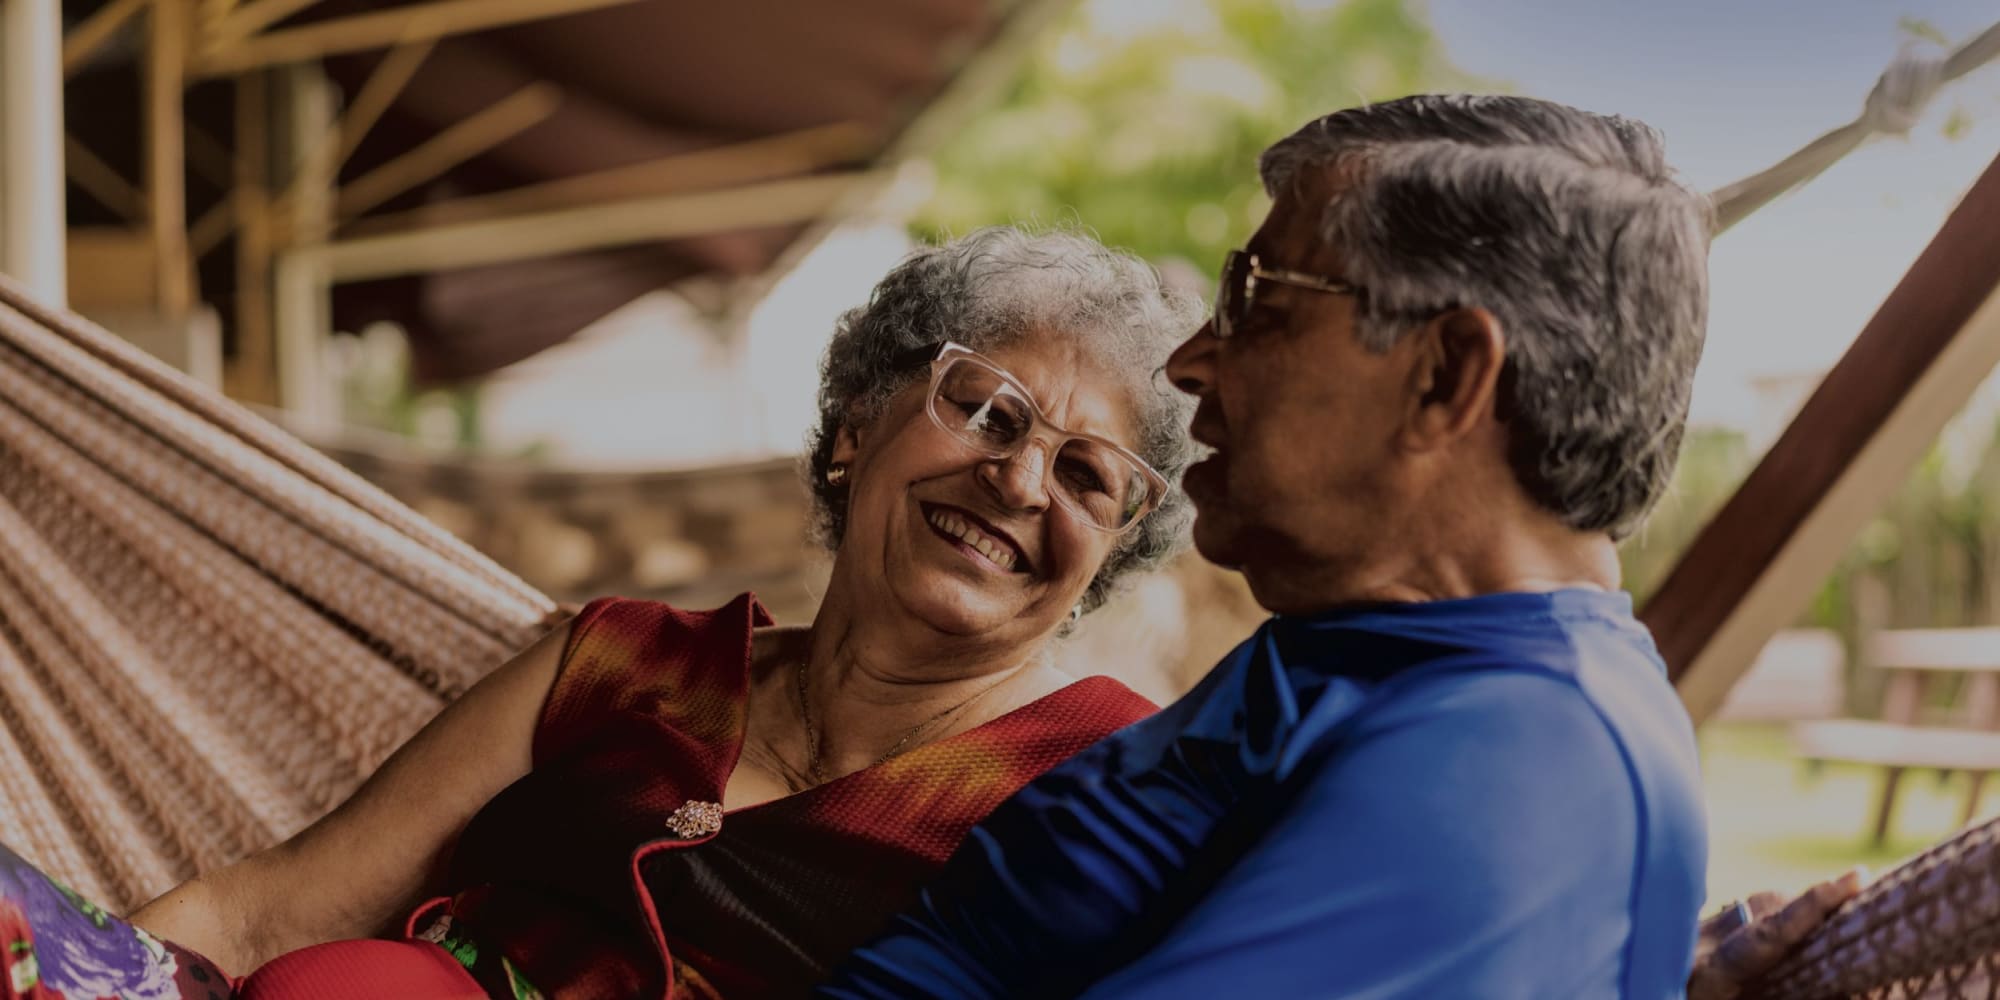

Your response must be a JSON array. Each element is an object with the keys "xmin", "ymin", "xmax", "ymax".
[{"xmin": 1403, "ymin": 307, "xmax": 1506, "ymax": 451}]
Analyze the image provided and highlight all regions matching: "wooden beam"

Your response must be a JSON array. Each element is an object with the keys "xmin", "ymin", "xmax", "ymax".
[
  {"xmin": 329, "ymin": 81, "xmax": 560, "ymax": 223},
  {"xmin": 194, "ymin": 0, "xmax": 644, "ymax": 77},
  {"xmin": 1644, "ymin": 153, "xmax": 2000, "ymax": 725},
  {"xmin": 325, "ymin": 37, "xmax": 434, "ymax": 171},
  {"xmin": 183, "ymin": 121, "xmax": 236, "ymax": 188},
  {"xmin": 307, "ymin": 169, "xmax": 879, "ymax": 283},
  {"xmin": 187, "ymin": 196, "xmax": 236, "ymax": 259},
  {"xmin": 203, "ymin": 0, "xmax": 321, "ymax": 50},
  {"xmin": 147, "ymin": 0, "xmax": 192, "ymax": 323},
  {"xmin": 63, "ymin": 133, "xmax": 147, "ymax": 220},
  {"xmin": 62, "ymin": 0, "xmax": 149, "ymax": 77},
  {"xmin": 197, "ymin": 0, "xmax": 241, "ymax": 34},
  {"xmin": 273, "ymin": 36, "xmax": 434, "ymax": 222},
  {"xmin": 341, "ymin": 120, "xmax": 874, "ymax": 238}
]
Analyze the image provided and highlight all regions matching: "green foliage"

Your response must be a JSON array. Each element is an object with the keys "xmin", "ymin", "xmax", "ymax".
[
  {"xmin": 915, "ymin": 0, "xmax": 1484, "ymax": 272},
  {"xmin": 1621, "ymin": 427, "xmax": 1754, "ymax": 603},
  {"xmin": 1626, "ymin": 393, "xmax": 2000, "ymax": 653}
]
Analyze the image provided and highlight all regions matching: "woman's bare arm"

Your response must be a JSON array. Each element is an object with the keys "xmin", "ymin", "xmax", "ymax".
[{"xmin": 128, "ymin": 620, "xmax": 573, "ymax": 973}]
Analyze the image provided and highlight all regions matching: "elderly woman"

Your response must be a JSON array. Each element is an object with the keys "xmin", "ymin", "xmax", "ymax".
[{"xmin": 0, "ymin": 226, "xmax": 1202, "ymax": 1000}]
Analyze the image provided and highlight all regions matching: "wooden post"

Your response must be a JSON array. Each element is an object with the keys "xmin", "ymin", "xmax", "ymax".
[
  {"xmin": 2, "ymin": 0, "xmax": 69, "ymax": 306},
  {"xmin": 225, "ymin": 69, "xmax": 277, "ymax": 405},
  {"xmin": 270, "ymin": 63, "xmax": 335, "ymax": 424},
  {"xmin": 146, "ymin": 0, "xmax": 192, "ymax": 325},
  {"xmin": 1645, "ymin": 155, "xmax": 2000, "ymax": 725},
  {"xmin": 1873, "ymin": 768, "xmax": 1907, "ymax": 847}
]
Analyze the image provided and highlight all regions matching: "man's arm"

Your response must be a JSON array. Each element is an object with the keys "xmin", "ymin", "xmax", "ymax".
[{"xmin": 1079, "ymin": 670, "xmax": 1696, "ymax": 999}]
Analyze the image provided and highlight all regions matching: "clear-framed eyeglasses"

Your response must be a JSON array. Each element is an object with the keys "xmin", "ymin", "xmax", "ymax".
[
  {"xmin": 1213, "ymin": 249, "xmax": 1363, "ymax": 340},
  {"xmin": 915, "ymin": 342, "xmax": 1168, "ymax": 535}
]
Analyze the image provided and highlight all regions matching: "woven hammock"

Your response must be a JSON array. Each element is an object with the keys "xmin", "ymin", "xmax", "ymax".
[
  {"xmin": 0, "ymin": 274, "xmax": 561, "ymax": 912},
  {"xmin": 1761, "ymin": 815, "xmax": 2000, "ymax": 999}
]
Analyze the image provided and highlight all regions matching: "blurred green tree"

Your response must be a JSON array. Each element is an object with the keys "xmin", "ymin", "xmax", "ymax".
[{"xmin": 914, "ymin": 0, "xmax": 1483, "ymax": 273}]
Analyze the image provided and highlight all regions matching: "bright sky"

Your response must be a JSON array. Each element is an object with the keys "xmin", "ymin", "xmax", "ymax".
[{"xmin": 1424, "ymin": 0, "xmax": 2000, "ymax": 427}]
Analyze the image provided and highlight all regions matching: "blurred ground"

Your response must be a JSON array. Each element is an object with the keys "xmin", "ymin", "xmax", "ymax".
[{"xmin": 1702, "ymin": 721, "xmax": 1995, "ymax": 905}]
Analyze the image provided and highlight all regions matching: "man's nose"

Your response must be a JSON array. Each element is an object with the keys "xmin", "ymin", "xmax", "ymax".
[
  {"xmin": 1164, "ymin": 321, "xmax": 1219, "ymax": 397},
  {"xmin": 979, "ymin": 441, "xmax": 1053, "ymax": 512}
]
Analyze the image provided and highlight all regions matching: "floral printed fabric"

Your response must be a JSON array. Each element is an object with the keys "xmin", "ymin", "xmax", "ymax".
[
  {"xmin": 0, "ymin": 842, "xmax": 231, "ymax": 1000},
  {"xmin": 0, "ymin": 843, "xmax": 522, "ymax": 1000}
]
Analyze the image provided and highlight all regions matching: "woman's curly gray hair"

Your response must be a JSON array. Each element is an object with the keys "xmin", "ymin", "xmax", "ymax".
[{"xmin": 805, "ymin": 226, "xmax": 1204, "ymax": 618}]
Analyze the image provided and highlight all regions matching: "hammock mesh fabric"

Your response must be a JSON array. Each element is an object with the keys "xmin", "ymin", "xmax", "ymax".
[
  {"xmin": 1765, "ymin": 814, "xmax": 2000, "ymax": 999},
  {"xmin": 0, "ymin": 274, "xmax": 560, "ymax": 912},
  {"xmin": 2, "ymin": 278, "xmax": 2000, "ymax": 993}
]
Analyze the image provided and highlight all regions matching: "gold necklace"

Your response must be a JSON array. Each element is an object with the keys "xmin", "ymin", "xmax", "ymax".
[{"xmin": 795, "ymin": 663, "xmax": 1011, "ymax": 786}]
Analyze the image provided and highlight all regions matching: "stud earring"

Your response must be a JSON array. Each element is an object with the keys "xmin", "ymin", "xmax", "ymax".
[
  {"xmin": 1068, "ymin": 604, "xmax": 1083, "ymax": 625},
  {"xmin": 826, "ymin": 463, "xmax": 849, "ymax": 487}
]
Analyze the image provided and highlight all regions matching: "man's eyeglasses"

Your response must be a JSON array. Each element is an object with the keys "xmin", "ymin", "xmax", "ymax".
[
  {"xmin": 916, "ymin": 343, "xmax": 1168, "ymax": 535},
  {"xmin": 1213, "ymin": 249, "xmax": 1363, "ymax": 340}
]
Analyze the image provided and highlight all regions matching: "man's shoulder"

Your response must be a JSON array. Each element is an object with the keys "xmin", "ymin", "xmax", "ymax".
[
  {"xmin": 1297, "ymin": 623, "xmax": 1708, "ymax": 946},
  {"xmin": 1359, "ymin": 608, "xmax": 1689, "ymax": 757}
]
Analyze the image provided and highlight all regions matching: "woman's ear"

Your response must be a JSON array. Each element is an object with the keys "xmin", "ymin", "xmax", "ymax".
[{"xmin": 829, "ymin": 420, "xmax": 862, "ymax": 467}]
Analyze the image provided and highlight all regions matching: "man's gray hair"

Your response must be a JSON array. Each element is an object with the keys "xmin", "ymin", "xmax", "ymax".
[
  {"xmin": 1261, "ymin": 94, "xmax": 1713, "ymax": 538},
  {"xmin": 805, "ymin": 226, "xmax": 1204, "ymax": 617}
]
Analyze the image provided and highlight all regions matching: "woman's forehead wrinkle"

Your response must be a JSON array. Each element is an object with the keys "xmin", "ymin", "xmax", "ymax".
[
  {"xmin": 988, "ymin": 339, "xmax": 1144, "ymax": 448},
  {"xmin": 1029, "ymin": 363, "xmax": 1144, "ymax": 448}
]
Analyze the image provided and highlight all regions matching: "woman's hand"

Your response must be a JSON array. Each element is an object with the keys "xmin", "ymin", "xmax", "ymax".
[{"xmin": 1686, "ymin": 870, "xmax": 1866, "ymax": 1000}]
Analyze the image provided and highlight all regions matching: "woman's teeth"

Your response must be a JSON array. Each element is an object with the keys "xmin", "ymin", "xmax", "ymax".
[{"xmin": 926, "ymin": 509, "xmax": 1018, "ymax": 571}]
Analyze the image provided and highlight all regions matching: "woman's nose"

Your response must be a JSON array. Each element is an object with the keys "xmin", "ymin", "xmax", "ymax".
[
  {"xmin": 1164, "ymin": 321, "xmax": 1219, "ymax": 397},
  {"xmin": 978, "ymin": 443, "xmax": 1052, "ymax": 512}
]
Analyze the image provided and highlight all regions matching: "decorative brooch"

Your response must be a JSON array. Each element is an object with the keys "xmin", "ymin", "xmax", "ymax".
[{"xmin": 665, "ymin": 800, "xmax": 723, "ymax": 839}]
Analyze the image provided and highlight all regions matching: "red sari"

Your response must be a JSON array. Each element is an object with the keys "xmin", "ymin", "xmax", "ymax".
[
  {"xmin": 413, "ymin": 593, "xmax": 1154, "ymax": 999},
  {"xmin": 0, "ymin": 595, "xmax": 1153, "ymax": 1000}
]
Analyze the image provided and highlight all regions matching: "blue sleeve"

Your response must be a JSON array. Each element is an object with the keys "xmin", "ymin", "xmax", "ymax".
[
  {"xmin": 1080, "ymin": 671, "xmax": 1658, "ymax": 1000},
  {"xmin": 815, "ymin": 720, "xmax": 1216, "ymax": 999}
]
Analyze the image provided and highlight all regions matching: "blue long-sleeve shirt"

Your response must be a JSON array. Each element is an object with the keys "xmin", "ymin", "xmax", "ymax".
[{"xmin": 820, "ymin": 590, "xmax": 1707, "ymax": 999}]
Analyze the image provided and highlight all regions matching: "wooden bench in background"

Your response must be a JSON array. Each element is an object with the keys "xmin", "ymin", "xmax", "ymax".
[{"xmin": 1793, "ymin": 627, "xmax": 2000, "ymax": 845}]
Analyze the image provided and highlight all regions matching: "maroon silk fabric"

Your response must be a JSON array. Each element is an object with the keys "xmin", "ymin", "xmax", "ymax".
[{"xmin": 439, "ymin": 595, "xmax": 1156, "ymax": 999}]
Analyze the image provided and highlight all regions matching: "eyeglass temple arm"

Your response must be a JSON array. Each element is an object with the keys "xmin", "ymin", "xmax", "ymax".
[{"xmin": 1252, "ymin": 264, "xmax": 1359, "ymax": 296}]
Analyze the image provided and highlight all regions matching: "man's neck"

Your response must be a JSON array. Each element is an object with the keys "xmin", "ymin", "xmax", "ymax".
[{"xmin": 1244, "ymin": 509, "xmax": 1622, "ymax": 617}]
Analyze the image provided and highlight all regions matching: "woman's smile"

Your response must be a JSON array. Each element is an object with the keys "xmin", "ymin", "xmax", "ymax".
[{"xmin": 920, "ymin": 501, "xmax": 1030, "ymax": 575}]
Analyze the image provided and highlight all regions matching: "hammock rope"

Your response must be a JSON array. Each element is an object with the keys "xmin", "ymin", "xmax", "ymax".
[{"xmin": 1709, "ymin": 20, "xmax": 2000, "ymax": 233}]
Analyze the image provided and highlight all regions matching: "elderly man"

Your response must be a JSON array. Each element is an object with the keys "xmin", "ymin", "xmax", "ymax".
[{"xmin": 819, "ymin": 95, "xmax": 1847, "ymax": 999}]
